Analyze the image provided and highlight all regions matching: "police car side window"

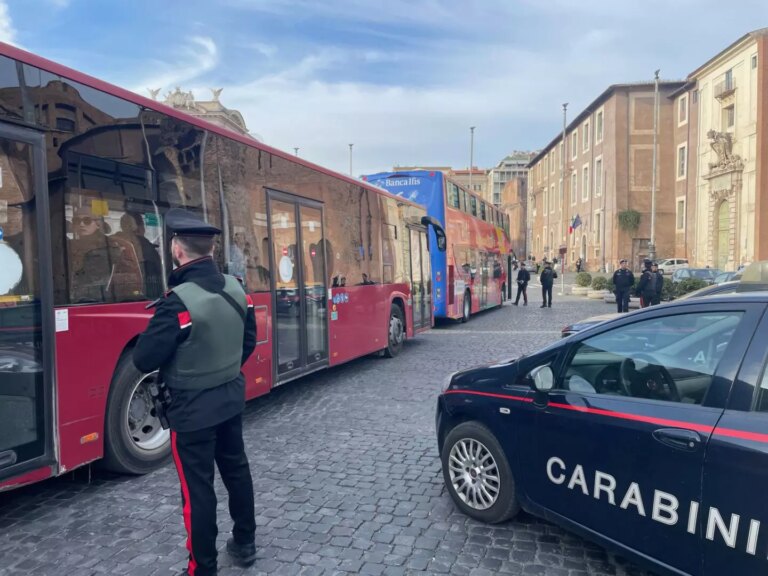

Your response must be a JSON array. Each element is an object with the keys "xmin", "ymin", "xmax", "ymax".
[{"xmin": 562, "ymin": 312, "xmax": 743, "ymax": 404}]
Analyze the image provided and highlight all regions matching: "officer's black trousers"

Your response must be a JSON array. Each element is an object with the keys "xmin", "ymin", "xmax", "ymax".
[
  {"xmin": 171, "ymin": 413, "xmax": 256, "ymax": 576},
  {"xmin": 514, "ymin": 282, "xmax": 528, "ymax": 304},
  {"xmin": 615, "ymin": 289, "xmax": 630, "ymax": 313},
  {"xmin": 541, "ymin": 285, "xmax": 552, "ymax": 307}
]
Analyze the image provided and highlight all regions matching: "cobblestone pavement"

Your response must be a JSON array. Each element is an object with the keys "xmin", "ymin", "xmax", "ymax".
[{"xmin": 0, "ymin": 294, "xmax": 653, "ymax": 576}]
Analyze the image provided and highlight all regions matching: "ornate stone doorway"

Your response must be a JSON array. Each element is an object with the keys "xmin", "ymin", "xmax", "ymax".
[{"xmin": 715, "ymin": 201, "xmax": 729, "ymax": 270}]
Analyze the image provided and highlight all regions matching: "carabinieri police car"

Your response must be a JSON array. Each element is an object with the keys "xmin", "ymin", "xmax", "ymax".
[{"xmin": 437, "ymin": 292, "xmax": 768, "ymax": 576}]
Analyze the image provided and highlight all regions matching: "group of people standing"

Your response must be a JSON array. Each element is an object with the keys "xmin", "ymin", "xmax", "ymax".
[
  {"xmin": 512, "ymin": 260, "xmax": 558, "ymax": 308},
  {"xmin": 612, "ymin": 258, "xmax": 664, "ymax": 313}
]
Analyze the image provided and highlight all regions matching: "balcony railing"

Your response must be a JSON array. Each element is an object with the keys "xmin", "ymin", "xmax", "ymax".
[{"xmin": 714, "ymin": 77, "xmax": 736, "ymax": 100}]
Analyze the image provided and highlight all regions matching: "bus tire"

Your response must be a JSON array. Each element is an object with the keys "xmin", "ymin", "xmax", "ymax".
[
  {"xmin": 101, "ymin": 354, "xmax": 171, "ymax": 475},
  {"xmin": 384, "ymin": 303, "xmax": 405, "ymax": 358},
  {"xmin": 461, "ymin": 291, "xmax": 471, "ymax": 323}
]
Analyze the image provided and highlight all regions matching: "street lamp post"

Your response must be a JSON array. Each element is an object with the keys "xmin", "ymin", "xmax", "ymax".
[
  {"xmin": 649, "ymin": 69, "xmax": 660, "ymax": 262},
  {"xmin": 559, "ymin": 103, "xmax": 567, "ymax": 295},
  {"xmin": 469, "ymin": 126, "xmax": 476, "ymax": 192},
  {"xmin": 349, "ymin": 143, "xmax": 354, "ymax": 177},
  {"xmin": 294, "ymin": 147, "xmax": 299, "ymax": 156}
]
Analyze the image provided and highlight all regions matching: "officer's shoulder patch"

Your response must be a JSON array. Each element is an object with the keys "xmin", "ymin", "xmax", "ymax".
[{"xmin": 177, "ymin": 311, "xmax": 192, "ymax": 329}]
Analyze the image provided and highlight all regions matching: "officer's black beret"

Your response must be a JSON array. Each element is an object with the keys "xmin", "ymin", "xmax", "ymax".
[{"xmin": 165, "ymin": 208, "xmax": 221, "ymax": 237}]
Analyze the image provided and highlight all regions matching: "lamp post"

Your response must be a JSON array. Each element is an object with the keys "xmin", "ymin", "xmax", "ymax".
[
  {"xmin": 559, "ymin": 103, "xmax": 567, "ymax": 295},
  {"xmin": 294, "ymin": 147, "xmax": 299, "ymax": 156},
  {"xmin": 349, "ymin": 143, "xmax": 354, "ymax": 177},
  {"xmin": 649, "ymin": 69, "xmax": 660, "ymax": 262},
  {"xmin": 469, "ymin": 126, "xmax": 476, "ymax": 192}
]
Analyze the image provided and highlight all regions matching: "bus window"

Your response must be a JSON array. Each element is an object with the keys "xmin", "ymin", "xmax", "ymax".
[
  {"xmin": 462, "ymin": 191, "xmax": 469, "ymax": 213},
  {"xmin": 470, "ymin": 196, "xmax": 477, "ymax": 217},
  {"xmin": 447, "ymin": 183, "xmax": 460, "ymax": 209},
  {"xmin": 480, "ymin": 202, "xmax": 486, "ymax": 221}
]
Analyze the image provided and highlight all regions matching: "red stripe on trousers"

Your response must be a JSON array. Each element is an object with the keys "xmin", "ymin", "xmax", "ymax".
[{"xmin": 171, "ymin": 431, "xmax": 198, "ymax": 576}]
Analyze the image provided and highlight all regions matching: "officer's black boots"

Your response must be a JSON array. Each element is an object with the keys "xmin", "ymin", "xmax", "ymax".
[{"xmin": 226, "ymin": 537, "xmax": 257, "ymax": 567}]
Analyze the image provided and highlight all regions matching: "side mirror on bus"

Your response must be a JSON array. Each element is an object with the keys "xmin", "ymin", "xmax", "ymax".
[{"xmin": 421, "ymin": 216, "xmax": 447, "ymax": 252}]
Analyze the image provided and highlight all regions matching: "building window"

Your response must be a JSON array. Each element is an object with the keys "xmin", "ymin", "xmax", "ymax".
[
  {"xmin": 559, "ymin": 142, "xmax": 564, "ymax": 169},
  {"xmin": 723, "ymin": 105, "xmax": 735, "ymax": 131},
  {"xmin": 725, "ymin": 68, "xmax": 734, "ymax": 90},
  {"xmin": 582, "ymin": 121, "xmax": 590, "ymax": 152},
  {"xmin": 692, "ymin": 89, "xmax": 699, "ymax": 104},
  {"xmin": 753, "ymin": 54, "xmax": 758, "ymax": 69},
  {"xmin": 559, "ymin": 179, "xmax": 563, "ymax": 211},
  {"xmin": 676, "ymin": 198, "xmax": 685, "ymax": 230},
  {"xmin": 571, "ymin": 131, "xmax": 578, "ymax": 160},
  {"xmin": 550, "ymin": 184, "xmax": 555, "ymax": 213},
  {"xmin": 594, "ymin": 158, "xmax": 602, "ymax": 197},
  {"xmin": 678, "ymin": 95, "xmax": 688, "ymax": 125},
  {"xmin": 677, "ymin": 144, "xmax": 687, "ymax": 179},
  {"xmin": 581, "ymin": 165, "xmax": 589, "ymax": 201},
  {"xmin": 594, "ymin": 211, "xmax": 601, "ymax": 243},
  {"xmin": 570, "ymin": 172, "xmax": 577, "ymax": 206},
  {"xmin": 55, "ymin": 117, "xmax": 76, "ymax": 132},
  {"xmin": 595, "ymin": 110, "xmax": 604, "ymax": 143}
]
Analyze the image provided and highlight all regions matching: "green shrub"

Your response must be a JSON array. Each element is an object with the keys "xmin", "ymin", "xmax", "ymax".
[
  {"xmin": 674, "ymin": 278, "xmax": 708, "ymax": 297},
  {"xmin": 575, "ymin": 272, "xmax": 592, "ymax": 287},
  {"xmin": 661, "ymin": 277, "xmax": 675, "ymax": 301},
  {"xmin": 591, "ymin": 276, "xmax": 609, "ymax": 290}
]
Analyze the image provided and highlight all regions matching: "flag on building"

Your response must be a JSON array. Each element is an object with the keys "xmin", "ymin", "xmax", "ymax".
[{"xmin": 569, "ymin": 214, "xmax": 582, "ymax": 234}]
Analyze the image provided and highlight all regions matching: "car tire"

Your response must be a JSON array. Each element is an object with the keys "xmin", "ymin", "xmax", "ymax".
[
  {"xmin": 441, "ymin": 421, "xmax": 520, "ymax": 524},
  {"xmin": 101, "ymin": 354, "xmax": 171, "ymax": 474},
  {"xmin": 461, "ymin": 291, "xmax": 471, "ymax": 323},
  {"xmin": 383, "ymin": 303, "xmax": 405, "ymax": 358}
]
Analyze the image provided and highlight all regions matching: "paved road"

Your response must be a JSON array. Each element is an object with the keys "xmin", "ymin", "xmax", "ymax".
[{"xmin": 0, "ymin": 295, "xmax": 653, "ymax": 576}]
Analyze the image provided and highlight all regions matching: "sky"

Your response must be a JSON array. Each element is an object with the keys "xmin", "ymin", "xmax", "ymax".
[{"xmin": 2, "ymin": 0, "xmax": 767, "ymax": 177}]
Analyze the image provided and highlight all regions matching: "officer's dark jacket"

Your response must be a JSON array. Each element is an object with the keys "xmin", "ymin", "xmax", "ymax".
[
  {"xmin": 516, "ymin": 269, "xmax": 530, "ymax": 283},
  {"xmin": 637, "ymin": 269, "xmax": 656, "ymax": 296},
  {"xmin": 133, "ymin": 257, "xmax": 257, "ymax": 432},
  {"xmin": 612, "ymin": 268, "xmax": 635, "ymax": 290},
  {"xmin": 540, "ymin": 267, "xmax": 557, "ymax": 287}
]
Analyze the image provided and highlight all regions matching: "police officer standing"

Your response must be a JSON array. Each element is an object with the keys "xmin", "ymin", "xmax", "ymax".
[
  {"xmin": 539, "ymin": 260, "xmax": 557, "ymax": 308},
  {"xmin": 636, "ymin": 259, "xmax": 656, "ymax": 308},
  {"xmin": 133, "ymin": 209, "xmax": 257, "ymax": 576},
  {"xmin": 612, "ymin": 259, "xmax": 634, "ymax": 313},
  {"xmin": 651, "ymin": 262, "xmax": 664, "ymax": 305},
  {"xmin": 513, "ymin": 265, "xmax": 530, "ymax": 306}
]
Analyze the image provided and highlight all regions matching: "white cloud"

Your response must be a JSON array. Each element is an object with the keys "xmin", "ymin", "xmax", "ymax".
[
  {"xmin": 0, "ymin": 1, "xmax": 17, "ymax": 46},
  {"xmin": 129, "ymin": 36, "xmax": 218, "ymax": 94}
]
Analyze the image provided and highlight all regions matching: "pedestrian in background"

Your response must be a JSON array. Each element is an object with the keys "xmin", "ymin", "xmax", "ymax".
[
  {"xmin": 612, "ymin": 259, "xmax": 634, "ymax": 313},
  {"xmin": 539, "ymin": 260, "xmax": 557, "ymax": 308},
  {"xmin": 651, "ymin": 262, "xmax": 664, "ymax": 305},
  {"xmin": 636, "ymin": 259, "xmax": 656, "ymax": 308},
  {"xmin": 513, "ymin": 265, "xmax": 530, "ymax": 306},
  {"xmin": 133, "ymin": 209, "xmax": 258, "ymax": 576},
  {"xmin": 576, "ymin": 257, "xmax": 583, "ymax": 273}
]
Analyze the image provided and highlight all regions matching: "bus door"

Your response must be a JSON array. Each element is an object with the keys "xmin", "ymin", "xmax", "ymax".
[
  {"xmin": 409, "ymin": 226, "xmax": 431, "ymax": 330},
  {"xmin": 0, "ymin": 124, "xmax": 55, "ymax": 481},
  {"xmin": 267, "ymin": 192, "xmax": 328, "ymax": 383}
]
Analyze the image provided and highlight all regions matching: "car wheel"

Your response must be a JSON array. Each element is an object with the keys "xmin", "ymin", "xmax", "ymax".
[
  {"xmin": 383, "ymin": 303, "xmax": 405, "ymax": 358},
  {"xmin": 461, "ymin": 291, "xmax": 471, "ymax": 323},
  {"xmin": 102, "ymin": 355, "xmax": 171, "ymax": 474},
  {"xmin": 441, "ymin": 421, "xmax": 520, "ymax": 523}
]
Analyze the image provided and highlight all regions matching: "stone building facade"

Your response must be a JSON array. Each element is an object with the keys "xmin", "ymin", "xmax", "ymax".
[
  {"xmin": 528, "ymin": 81, "xmax": 684, "ymax": 272},
  {"xmin": 151, "ymin": 87, "xmax": 254, "ymax": 138}
]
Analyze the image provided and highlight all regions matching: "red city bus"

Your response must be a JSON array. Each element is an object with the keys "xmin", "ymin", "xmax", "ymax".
[
  {"xmin": 364, "ymin": 170, "xmax": 513, "ymax": 321},
  {"xmin": 0, "ymin": 43, "xmax": 445, "ymax": 492}
]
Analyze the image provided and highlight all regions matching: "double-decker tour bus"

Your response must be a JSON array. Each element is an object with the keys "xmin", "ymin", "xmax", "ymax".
[
  {"xmin": 0, "ymin": 43, "xmax": 445, "ymax": 492},
  {"xmin": 363, "ymin": 170, "xmax": 512, "ymax": 322}
]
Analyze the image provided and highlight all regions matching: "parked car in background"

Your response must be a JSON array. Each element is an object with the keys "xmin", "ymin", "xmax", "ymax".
[
  {"xmin": 561, "ymin": 281, "xmax": 741, "ymax": 337},
  {"xmin": 522, "ymin": 260, "xmax": 538, "ymax": 273},
  {"xmin": 715, "ymin": 271, "xmax": 736, "ymax": 284},
  {"xmin": 656, "ymin": 258, "xmax": 688, "ymax": 275},
  {"xmin": 671, "ymin": 267, "xmax": 719, "ymax": 284}
]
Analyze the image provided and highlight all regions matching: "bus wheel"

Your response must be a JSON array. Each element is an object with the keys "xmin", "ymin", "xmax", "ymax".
[
  {"xmin": 461, "ymin": 291, "xmax": 471, "ymax": 323},
  {"xmin": 102, "ymin": 356, "xmax": 171, "ymax": 474},
  {"xmin": 384, "ymin": 303, "xmax": 405, "ymax": 358}
]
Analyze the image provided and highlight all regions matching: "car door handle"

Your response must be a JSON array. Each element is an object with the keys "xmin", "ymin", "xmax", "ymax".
[{"xmin": 653, "ymin": 428, "xmax": 701, "ymax": 452}]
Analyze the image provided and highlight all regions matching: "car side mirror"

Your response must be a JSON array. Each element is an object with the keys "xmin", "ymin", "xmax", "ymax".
[{"xmin": 529, "ymin": 365, "xmax": 554, "ymax": 392}]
